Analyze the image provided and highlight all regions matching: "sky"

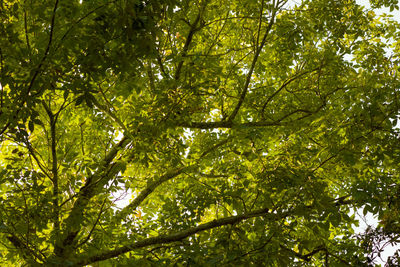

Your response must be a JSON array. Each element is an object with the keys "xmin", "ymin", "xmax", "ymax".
[{"xmin": 357, "ymin": 0, "xmax": 400, "ymax": 18}]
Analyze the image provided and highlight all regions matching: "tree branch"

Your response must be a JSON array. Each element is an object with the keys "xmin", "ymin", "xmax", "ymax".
[
  {"xmin": 114, "ymin": 166, "xmax": 192, "ymax": 222},
  {"xmin": 261, "ymin": 67, "xmax": 320, "ymax": 118},
  {"xmin": 73, "ymin": 207, "xmax": 285, "ymax": 266},
  {"xmin": 91, "ymin": 91, "xmax": 135, "ymax": 141},
  {"xmin": 23, "ymin": 137, "xmax": 52, "ymax": 180},
  {"xmin": 115, "ymin": 136, "xmax": 230, "ymax": 222},
  {"xmin": 6, "ymin": 231, "xmax": 45, "ymax": 264},
  {"xmin": 54, "ymin": 136, "xmax": 130, "ymax": 258},
  {"xmin": 174, "ymin": 0, "xmax": 208, "ymax": 80},
  {"xmin": 227, "ymin": 2, "xmax": 278, "ymax": 122},
  {"xmin": 280, "ymin": 244, "xmax": 326, "ymax": 262},
  {"xmin": 0, "ymin": 0, "xmax": 59, "ymax": 136},
  {"xmin": 76, "ymin": 198, "xmax": 108, "ymax": 248},
  {"xmin": 43, "ymin": 101, "xmax": 60, "ymax": 238},
  {"xmin": 176, "ymin": 119, "xmax": 281, "ymax": 129}
]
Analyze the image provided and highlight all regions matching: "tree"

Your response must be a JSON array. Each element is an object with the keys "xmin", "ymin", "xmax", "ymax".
[{"xmin": 1, "ymin": 0, "xmax": 400, "ymax": 265}]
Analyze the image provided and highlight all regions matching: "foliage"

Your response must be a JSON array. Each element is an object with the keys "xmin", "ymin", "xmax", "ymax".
[{"xmin": 1, "ymin": 0, "xmax": 400, "ymax": 266}]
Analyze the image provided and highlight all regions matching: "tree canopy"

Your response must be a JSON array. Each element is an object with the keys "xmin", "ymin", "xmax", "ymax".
[{"xmin": 1, "ymin": 0, "xmax": 400, "ymax": 265}]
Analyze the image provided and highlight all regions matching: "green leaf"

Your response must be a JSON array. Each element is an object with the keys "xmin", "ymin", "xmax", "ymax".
[
  {"xmin": 75, "ymin": 95, "xmax": 85, "ymax": 106},
  {"xmin": 0, "ymin": 1, "xmax": 399, "ymax": 266},
  {"xmin": 28, "ymin": 120, "xmax": 34, "ymax": 133}
]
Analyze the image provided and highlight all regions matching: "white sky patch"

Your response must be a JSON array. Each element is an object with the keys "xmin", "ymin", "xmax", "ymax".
[
  {"xmin": 353, "ymin": 210, "xmax": 399, "ymax": 265},
  {"xmin": 181, "ymin": 127, "xmax": 194, "ymax": 157},
  {"xmin": 115, "ymin": 131, "xmax": 123, "ymax": 142},
  {"xmin": 206, "ymin": 109, "xmax": 222, "ymax": 121},
  {"xmin": 110, "ymin": 131, "xmax": 130, "ymax": 210},
  {"xmin": 353, "ymin": 210, "xmax": 378, "ymax": 238},
  {"xmin": 357, "ymin": 0, "xmax": 400, "ymax": 18},
  {"xmin": 111, "ymin": 187, "xmax": 133, "ymax": 210}
]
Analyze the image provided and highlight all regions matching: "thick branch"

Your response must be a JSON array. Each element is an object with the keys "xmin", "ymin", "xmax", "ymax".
[
  {"xmin": 73, "ymin": 207, "xmax": 283, "ymax": 266},
  {"xmin": 54, "ymin": 136, "xmax": 130, "ymax": 257},
  {"xmin": 176, "ymin": 119, "xmax": 280, "ymax": 129}
]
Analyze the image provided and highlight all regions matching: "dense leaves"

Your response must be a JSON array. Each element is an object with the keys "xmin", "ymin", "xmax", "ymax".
[{"xmin": 1, "ymin": 0, "xmax": 400, "ymax": 266}]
